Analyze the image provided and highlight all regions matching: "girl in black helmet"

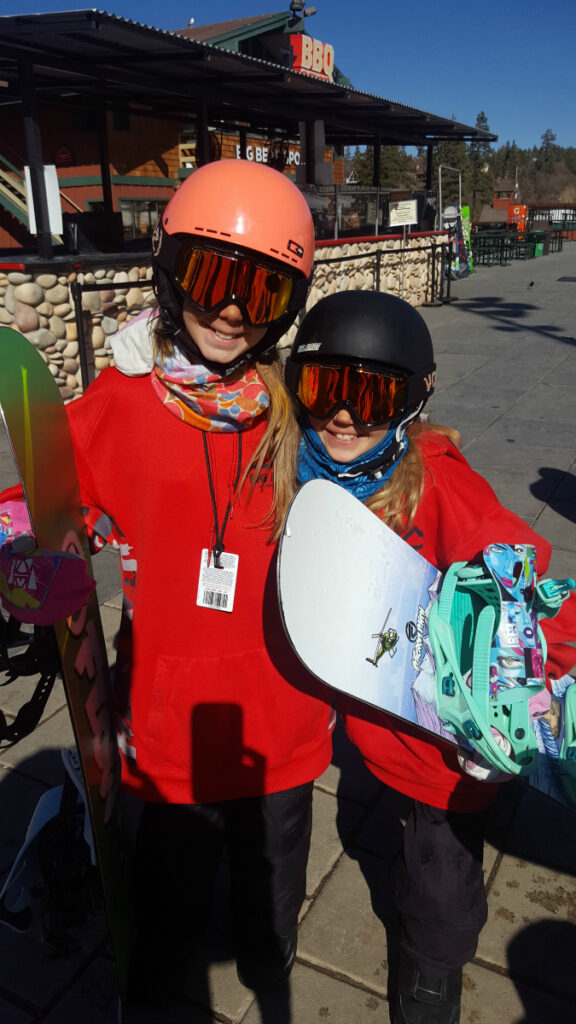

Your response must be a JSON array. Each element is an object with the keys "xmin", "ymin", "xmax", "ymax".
[{"xmin": 285, "ymin": 290, "xmax": 576, "ymax": 1024}]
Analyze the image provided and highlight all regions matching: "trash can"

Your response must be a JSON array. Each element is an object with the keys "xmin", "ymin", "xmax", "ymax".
[{"xmin": 530, "ymin": 230, "xmax": 545, "ymax": 257}]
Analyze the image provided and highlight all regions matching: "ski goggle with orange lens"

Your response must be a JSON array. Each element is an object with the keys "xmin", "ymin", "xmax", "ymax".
[
  {"xmin": 289, "ymin": 362, "xmax": 415, "ymax": 427},
  {"xmin": 171, "ymin": 242, "xmax": 308, "ymax": 326}
]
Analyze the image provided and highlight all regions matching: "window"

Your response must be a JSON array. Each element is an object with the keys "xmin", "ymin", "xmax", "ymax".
[{"xmin": 119, "ymin": 199, "xmax": 169, "ymax": 241}]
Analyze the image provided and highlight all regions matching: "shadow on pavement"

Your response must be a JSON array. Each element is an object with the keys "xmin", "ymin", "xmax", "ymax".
[{"xmin": 530, "ymin": 468, "xmax": 576, "ymax": 525}]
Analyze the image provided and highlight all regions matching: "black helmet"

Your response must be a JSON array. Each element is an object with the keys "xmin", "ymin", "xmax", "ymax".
[{"xmin": 285, "ymin": 291, "xmax": 436, "ymax": 418}]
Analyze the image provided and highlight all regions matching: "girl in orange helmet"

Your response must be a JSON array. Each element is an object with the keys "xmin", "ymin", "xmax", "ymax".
[{"xmin": 64, "ymin": 160, "xmax": 333, "ymax": 1005}]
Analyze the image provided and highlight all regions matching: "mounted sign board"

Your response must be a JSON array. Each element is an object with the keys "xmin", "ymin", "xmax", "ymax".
[
  {"xmin": 235, "ymin": 144, "xmax": 301, "ymax": 166},
  {"xmin": 290, "ymin": 34, "xmax": 335, "ymax": 83},
  {"xmin": 24, "ymin": 165, "xmax": 63, "ymax": 235},
  {"xmin": 389, "ymin": 199, "xmax": 418, "ymax": 228}
]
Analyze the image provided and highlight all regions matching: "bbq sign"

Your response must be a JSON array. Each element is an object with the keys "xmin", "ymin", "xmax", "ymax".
[{"xmin": 290, "ymin": 34, "xmax": 335, "ymax": 83}]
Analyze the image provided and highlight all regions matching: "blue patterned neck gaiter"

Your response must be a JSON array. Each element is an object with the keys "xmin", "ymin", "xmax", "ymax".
[{"xmin": 297, "ymin": 415, "xmax": 408, "ymax": 501}]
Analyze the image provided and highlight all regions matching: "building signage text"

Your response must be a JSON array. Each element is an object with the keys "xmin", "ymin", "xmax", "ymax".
[
  {"xmin": 290, "ymin": 34, "xmax": 335, "ymax": 83},
  {"xmin": 235, "ymin": 145, "xmax": 301, "ymax": 165}
]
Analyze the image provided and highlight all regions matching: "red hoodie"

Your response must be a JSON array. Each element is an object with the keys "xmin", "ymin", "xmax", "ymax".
[
  {"xmin": 343, "ymin": 430, "xmax": 576, "ymax": 812},
  {"xmin": 66, "ymin": 368, "xmax": 334, "ymax": 804}
]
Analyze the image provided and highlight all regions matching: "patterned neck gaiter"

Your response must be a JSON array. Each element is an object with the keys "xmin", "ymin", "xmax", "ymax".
[{"xmin": 151, "ymin": 346, "xmax": 270, "ymax": 433}]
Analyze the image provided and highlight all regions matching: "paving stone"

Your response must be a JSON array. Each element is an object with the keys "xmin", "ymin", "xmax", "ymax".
[
  {"xmin": 0, "ymin": 669, "xmax": 67, "ymax": 722},
  {"xmin": 464, "ymin": 438, "xmax": 574, "ymax": 476},
  {"xmin": 91, "ymin": 546, "xmax": 122, "ymax": 605},
  {"xmin": 432, "ymin": 351, "xmax": 489, "ymax": 390},
  {"xmin": 531, "ymin": 502, "xmax": 576, "ymax": 551},
  {"xmin": 299, "ymin": 849, "xmax": 395, "ymax": 996},
  {"xmin": 306, "ymin": 787, "xmax": 367, "ymax": 900},
  {"xmin": 0, "ymin": 705, "xmax": 75, "ymax": 781},
  {"xmin": 513, "ymin": 385, "xmax": 576, "ymax": 424},
  {"xmin": 242, "ymin": 961, "xmax": 388, "ymax": 1024},
  {"xmin": 182, "ymin": 954, "xmax": 254, "ymax": 1024},
  {"xmin": 529, "ymin": 464, "xmax": 576, "ymax": 505},
  {"xmin": 547, "ymin": 547, "xmax": 576, "ymax": 586},
  {"xmin": 478, "ymin": 851, "xmax": 576, "ymax": 1002},
  {"xmin": 99, "ymin": 601, "xmax": 121, "ymax": 665},
  {"xmin": 553, "ymin": 469, "xmax": 576, "ymax": 503},
  {"xmin": 103, "ymin": 590, "xmax": 123, "ymax": 611},
  {"xmin": 463, "ymin": 957, "xmax": 575, "ymax": 1024},
  {"xmin": 542, "ymin": 356, "xmax": 576, "ymax": 388},
  {"xmin": 474, "ymin": 415, "xmax": 576, "ymax": 452}
]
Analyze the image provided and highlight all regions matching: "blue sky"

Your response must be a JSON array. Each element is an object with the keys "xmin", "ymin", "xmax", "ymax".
[{"xmin": 4, "ymin": 1, "xmax": 575, "ymax": 151}]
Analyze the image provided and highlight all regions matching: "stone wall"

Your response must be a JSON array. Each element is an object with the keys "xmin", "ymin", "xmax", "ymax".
[
  {"xmin": 279, "ymin": 234, "xmax": 449, "ymax": 351},
  {"xmin": 0, "ymin": 233, "xmax": 448, "ymax": 396},
  {"xmin": 0, "ymin": 263, "xmax": 155, "ymax": 399}
]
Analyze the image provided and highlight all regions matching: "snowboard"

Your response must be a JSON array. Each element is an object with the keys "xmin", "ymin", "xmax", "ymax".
[
  {"xmin": 277, "ymin": 479, "xmax": 576, "ymax": 810},
  {"xmin": 442, "ymin": 203, "xmax": 473, "ymax": 280},
  {"xmin": 0, "ymin": 328, "xmax": 132, "ymax": 1004},
  {"xmin": 461, "ymin": 205, "xmax": 474, "ymax": 274}
]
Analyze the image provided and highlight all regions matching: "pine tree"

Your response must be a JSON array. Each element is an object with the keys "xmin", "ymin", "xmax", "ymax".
[
  {"xmin": 350, "ymin": 145, "xmax": 415, "ymax": 188},
  {"xmin": 468, "ymin": 112, "xmax": 494, "ymax": 219}
]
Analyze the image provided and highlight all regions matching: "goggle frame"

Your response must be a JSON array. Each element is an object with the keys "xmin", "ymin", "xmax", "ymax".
[
  {"xmin": 287, "ymin": 359, "xmax": 434, "ymax": 427},
  {"xmin": 157, "ymin": 233, "xmax": 309, "ymax": 327}
]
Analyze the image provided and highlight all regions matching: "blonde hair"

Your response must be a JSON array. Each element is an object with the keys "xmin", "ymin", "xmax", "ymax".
[
  {"xmin": 244, "ymin": 358, "xmax": 300, "ymax": 539},
  {"xmin": 366, "ymin": 419, "xmax": 461, "ymax": 532}
]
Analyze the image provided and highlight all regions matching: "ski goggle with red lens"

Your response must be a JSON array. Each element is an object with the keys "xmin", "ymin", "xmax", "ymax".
[
  {"xmin": 168, "ymin": 240, "xmax": 308, "ymax": 327},
  {"xmin": 287, "ymin": 362, "xmax": 430, "ymax": 427}
]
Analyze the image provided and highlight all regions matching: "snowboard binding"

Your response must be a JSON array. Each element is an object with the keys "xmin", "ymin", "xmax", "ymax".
[{"xmin": 428, "ymin": 543, "xmax": 575, "ymax": 777}]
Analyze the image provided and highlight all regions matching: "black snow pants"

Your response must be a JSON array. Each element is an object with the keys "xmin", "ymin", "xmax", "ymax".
[{"xmin": 391, "ymin": 800, "xmax": 489, "ymax": 969}]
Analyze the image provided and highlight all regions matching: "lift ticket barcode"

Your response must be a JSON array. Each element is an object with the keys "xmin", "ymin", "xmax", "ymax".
[{"xmin": 196, "ymin": 549, "xmax": 239, "ymax": 613}]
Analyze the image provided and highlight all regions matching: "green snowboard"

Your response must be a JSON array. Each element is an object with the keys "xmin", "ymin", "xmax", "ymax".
[{"xmin": 0, "ymin": 327, "xmax": 132, "ymax": 1005}]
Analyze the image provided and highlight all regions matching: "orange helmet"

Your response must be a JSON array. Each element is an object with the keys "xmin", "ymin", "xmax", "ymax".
[
  {"xmin": 152, "ymin": 160, "xmax": 315, "ymax": 370},
  {"xmin": 160, "ymin": 160, "xmax": 315, "ymax": 278}
]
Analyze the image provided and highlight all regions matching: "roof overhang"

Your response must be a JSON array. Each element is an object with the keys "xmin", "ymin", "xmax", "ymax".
[{"xmin": 0, "ymin": 10, "xmax": 497, "ymax": 148}]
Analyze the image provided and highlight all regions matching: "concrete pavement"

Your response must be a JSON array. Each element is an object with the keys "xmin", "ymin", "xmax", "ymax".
[{"xmin": 1, "ymin": 246, "xmax": 575, "ymax": 1022}]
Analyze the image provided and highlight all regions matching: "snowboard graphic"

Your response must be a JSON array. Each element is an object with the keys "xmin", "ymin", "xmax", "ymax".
[
  {"xmin": 443, "ymin": 203, "xmax": 473, "ymax": 280},
  {"xmin": 0, "ymin": 328, "xmax": 131, "ymax": 1003},
  {"xmin": 461, "ymin": 205, "xmax": 474, "ymax": 274},
  {"xmin": 277, "ymin": 480, "xmax": 576, "ymax": 810}
]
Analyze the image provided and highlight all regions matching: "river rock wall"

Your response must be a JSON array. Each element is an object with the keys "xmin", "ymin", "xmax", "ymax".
[{"xmin": 0, "ymin": 234, "xmax": 448, "ymax": 396}]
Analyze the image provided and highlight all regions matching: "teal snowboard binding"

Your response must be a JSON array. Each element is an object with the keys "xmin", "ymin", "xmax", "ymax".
[{"xmin": 428, "ymin": 543, "xmax": 575, "ymax": 777}]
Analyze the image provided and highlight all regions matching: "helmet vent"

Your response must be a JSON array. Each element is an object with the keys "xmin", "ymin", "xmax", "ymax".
[{"xmin": 192, "ymin": 226, "xmax": 232, "ymax": 238}]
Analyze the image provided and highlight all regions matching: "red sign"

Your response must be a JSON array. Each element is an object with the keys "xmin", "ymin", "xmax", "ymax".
[{"xmin": 290, "ymin": 34, "xmax": 334, "ymax": 83}]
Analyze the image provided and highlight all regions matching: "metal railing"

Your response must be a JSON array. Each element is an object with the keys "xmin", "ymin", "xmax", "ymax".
[
  {"xmin": 314, "ymin": 240, "xmax": 450, "ymax": 305},
  {"xmin": 70, "ymin": 240, "xmax": 451, "ymax": 390},
  {"xmin": 70, "ymin": 279, "xmax": 154, "ymax": 390}
]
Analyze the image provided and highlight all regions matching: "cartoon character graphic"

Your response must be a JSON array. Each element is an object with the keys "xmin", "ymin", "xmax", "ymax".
[
  {"xmin": 484, "ymin": 543, "xmax": 544, "ymax": 694},
  {"xmin": 366, "ymin": 608, "xmax": 399, "ymax": 667}
]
